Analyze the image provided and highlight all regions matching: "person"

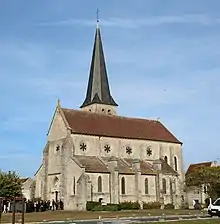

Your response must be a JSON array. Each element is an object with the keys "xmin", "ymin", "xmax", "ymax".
[
  {"xmin": 52, "ymin": 199, "xmax": 56, "ymax": 211},
  {"xmin": 59, "ymin": 199, "xmax": 64, "ymax": 210}
]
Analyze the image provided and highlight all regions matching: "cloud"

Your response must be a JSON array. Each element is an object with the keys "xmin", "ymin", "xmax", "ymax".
[{"xmin": 36, "ymin": 14, "xmax": 217, "ymax": 28}]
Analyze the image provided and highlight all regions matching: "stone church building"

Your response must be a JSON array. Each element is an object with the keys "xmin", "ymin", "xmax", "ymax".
[{"xmin": 35, "ymin": 24, "xmax": 184, "ymax": 210}]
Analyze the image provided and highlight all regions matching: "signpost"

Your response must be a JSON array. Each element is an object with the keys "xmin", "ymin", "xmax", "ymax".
[
  {"xmin": 0, "ymin": 197, "xmax": 3, "ymax": 223},
  {"xmin": 0, "ymin": 197, "xmax": 25, "ymax": 224}
]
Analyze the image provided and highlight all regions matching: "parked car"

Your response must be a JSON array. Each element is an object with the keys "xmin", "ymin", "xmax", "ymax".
[{"xmin": 208, "ymin": 198, "xmax": 220, "ymax": 217}]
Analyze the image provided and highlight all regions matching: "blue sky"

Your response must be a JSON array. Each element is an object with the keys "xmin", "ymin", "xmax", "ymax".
[{"xmin": 0, "ymin": 0, "xmax": 220, "ymax": 177}]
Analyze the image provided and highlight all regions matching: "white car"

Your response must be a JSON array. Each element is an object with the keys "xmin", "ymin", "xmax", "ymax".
[{"xmin": 208, "ymin": 198, "xmax": 220, "ymax": 217}]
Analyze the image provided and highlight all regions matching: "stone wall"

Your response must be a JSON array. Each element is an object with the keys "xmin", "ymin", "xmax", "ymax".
[
  {"xmin": 35, "ymin": 165, "xmax": 44, "ymax": 198},
  {"xmin": 72, "ymin": 134, "xmax": 183, "ymax": 179}
]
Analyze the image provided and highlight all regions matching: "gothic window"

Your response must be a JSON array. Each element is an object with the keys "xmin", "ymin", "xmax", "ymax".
[
  {"xmin": 121, "ymin": 177, "xmax": 125, "ymax": 194},
  {"xmin": 164, "ymin": 156, "xmax": 168, "ymax": 163},
  {"xmin": 162, "ymin": 178, "xmax": 167, "ymax": 194},
  {"xmin": 126, "ymin": 146, "xmax": 132, "ymax": 155},
  {"xmin": 53, "ymin": 176, "xmax": 59, "ymax": 188},
  {"xmin": 104, "ymin": 144, "xmax": 111, "ymax": 153},
  {"xmin": 80, "ymin": 142, "xmax": 87, "ymax": 151},
  {"xmin": 174, "ymin": 156, "xmax": 178, "ymax": 171},
  {"xmin": 73, "ymin": 177, "xmax": 76, "ymax": 195},
  {"xmin": 98, "ymin": 176, "xmax": 102, "ymax": 192},
  {"xmin": 147, "ymin": 147, "xmax": 152, "ymax": 156},
  {"xmin": 145, "ymin": 178, "xmax": 149, "ymax": 194}
]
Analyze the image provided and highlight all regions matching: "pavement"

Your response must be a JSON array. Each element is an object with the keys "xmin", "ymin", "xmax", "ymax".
[{"xmin": 8, "ymin": 213, "xmax": 218, "ymax": 224}]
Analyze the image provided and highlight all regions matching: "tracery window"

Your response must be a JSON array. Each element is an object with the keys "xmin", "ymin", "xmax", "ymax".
[
  {"xmin": 80, "ymin": 142, "xmax": 87, "ymax": 151},
  {"xmin": 104, "ymin": 144, "xmax": 111, "ymax": 153},
  {"xmin": 126, "ymin": 146, "xmax": 132, "ymax": 155},
  {"xmin": 56, "ymin": 145, "xmax": 60, "ymax": 151},
  {"xmin": 147, "ymin": 147, "xmax": 152, "ymax": 156}
]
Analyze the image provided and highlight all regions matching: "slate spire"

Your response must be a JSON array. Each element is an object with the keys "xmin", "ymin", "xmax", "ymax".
[{"xmin": 80, "ymin": 24, "xmax": 118, "ymax": 108}]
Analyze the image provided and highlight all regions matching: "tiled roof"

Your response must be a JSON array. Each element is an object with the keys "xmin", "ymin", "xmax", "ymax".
[
  {"xmin": 123, "ymin": 158, "xmax": 156, "ymax": 175},
  {"xmin": 101, "ymin": 157, "xmax": 133, "ymax": 174},
  {"xmin": 160, "ymin": 159, "xmax": 178, "ymax": 175},
  {"xmin": 117, "ymin": 159, "xmax": 133, "ymax": 174},
  {"xmin": 75, "ymin": 156, "xmax": 158, "ymax": 175},
  {"xmin": 75, "ymin": 155, "xmax": 109, "ymax": 173},
  {"xmin": 186, "ymin": 162, "xmax": 213, "ymax": 175},
  {"xmin": 62, "ymin": 108, "xmax": 181, "ymax": 144}
]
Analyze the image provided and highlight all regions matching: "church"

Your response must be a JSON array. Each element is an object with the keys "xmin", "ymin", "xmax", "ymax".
[{"xmin": 34, "ymin": 22, "xmax": 184, "ymax": 211}]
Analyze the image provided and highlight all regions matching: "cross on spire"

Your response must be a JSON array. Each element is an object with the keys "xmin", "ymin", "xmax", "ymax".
[{"xmin": 96, "ymin": 8, "xmax": 100, "ymax": 23}]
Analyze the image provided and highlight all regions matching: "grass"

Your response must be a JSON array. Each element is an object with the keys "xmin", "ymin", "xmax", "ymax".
[{"xmin": 0, "ymin": 209, "xmax": 208, "ymax": 223}]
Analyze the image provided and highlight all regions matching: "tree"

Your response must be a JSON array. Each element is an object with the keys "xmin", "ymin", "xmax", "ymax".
[
  {"xmin": 0, "ymin": 170, "xmax": 22, "ymax": 198},
  {"xmin": 185, "ymin": 166, "xmax": 220, "ymax": 199}
]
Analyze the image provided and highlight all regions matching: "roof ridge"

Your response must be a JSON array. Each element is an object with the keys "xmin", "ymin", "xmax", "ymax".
[
  {"xmin": 189, "ymin": 161, "xmax": 213, "ymax": 166},
  {"xmin": 61, "ymin": 107, "xmax": 159, "ymax": 123}
]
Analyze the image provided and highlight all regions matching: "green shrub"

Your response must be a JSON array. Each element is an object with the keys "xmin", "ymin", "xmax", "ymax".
[
  {"xmin": 164, "ymin": 203, "xmax": 174, "ymax": 209},
  {"xmin": 91, "ymin": 205, "xmax": 103, "ymax": 211},
  {"xmin": 119, "ymin": 201, "xmax": 140, "ymax": 210},
  {"xmin": 90, "ymin": 203, "xmax": 119, "ymax": 212},
  {"xmin": 103, "ymin": 204, "xmax": 119, "ymax": 211},
  {"xmin": 143, "ymin": 201, "xmax": 161, "ymax": 209},
  {"xmin": 86, "ymin": 201, "xmax": 101, "ymax": 211}
]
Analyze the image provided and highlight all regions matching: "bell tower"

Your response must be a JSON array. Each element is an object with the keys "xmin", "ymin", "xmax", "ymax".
[{"xmin": 80, "ymin": 18, "xmax": 118, "ymax": 115}]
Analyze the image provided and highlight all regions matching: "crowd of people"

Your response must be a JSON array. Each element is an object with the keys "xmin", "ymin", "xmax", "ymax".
[
  {"xmin": 0, "ymin": 198, "xmax": 64, "ymax": 213},
  {"xmin": 26, "ymin": 199, "xmax": 64, "ymax": 212}
]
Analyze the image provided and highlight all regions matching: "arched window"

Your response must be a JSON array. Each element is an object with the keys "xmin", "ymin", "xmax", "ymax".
[
  {"xmin": 121, "ymin": 177, "xmax": 125, "ymax": 195},
  {"xmin": 174, "ymin": 156, "xmax": 178, "ymax": 171},
  {"xmin": 145, "ymin": 178, "xmax": 149, "ymax": 194},
  {"xmin": 169, "ymin": 178, "xmax": 173, "ymax": 195},
  {"xmin": 173, "ymin": 179, "xmax": 176, "ymax": 192},
  {"xmin": 73, "ymin": 177, "xmax": 75, "ymax": 194},
  {"xmin": 53, "ymin": 176, "xmax": 59, "ymax": 187},
  {"xmin": 162, "ymin": 178, "xmax": 167, "ymax": 194},
  {"xmin": 98, "ymin": 176, "xmax": 102, "ymax": 192},
  {"xmin": 164, "ymin": 156, "xmax": 168, "ymax": 163}
]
